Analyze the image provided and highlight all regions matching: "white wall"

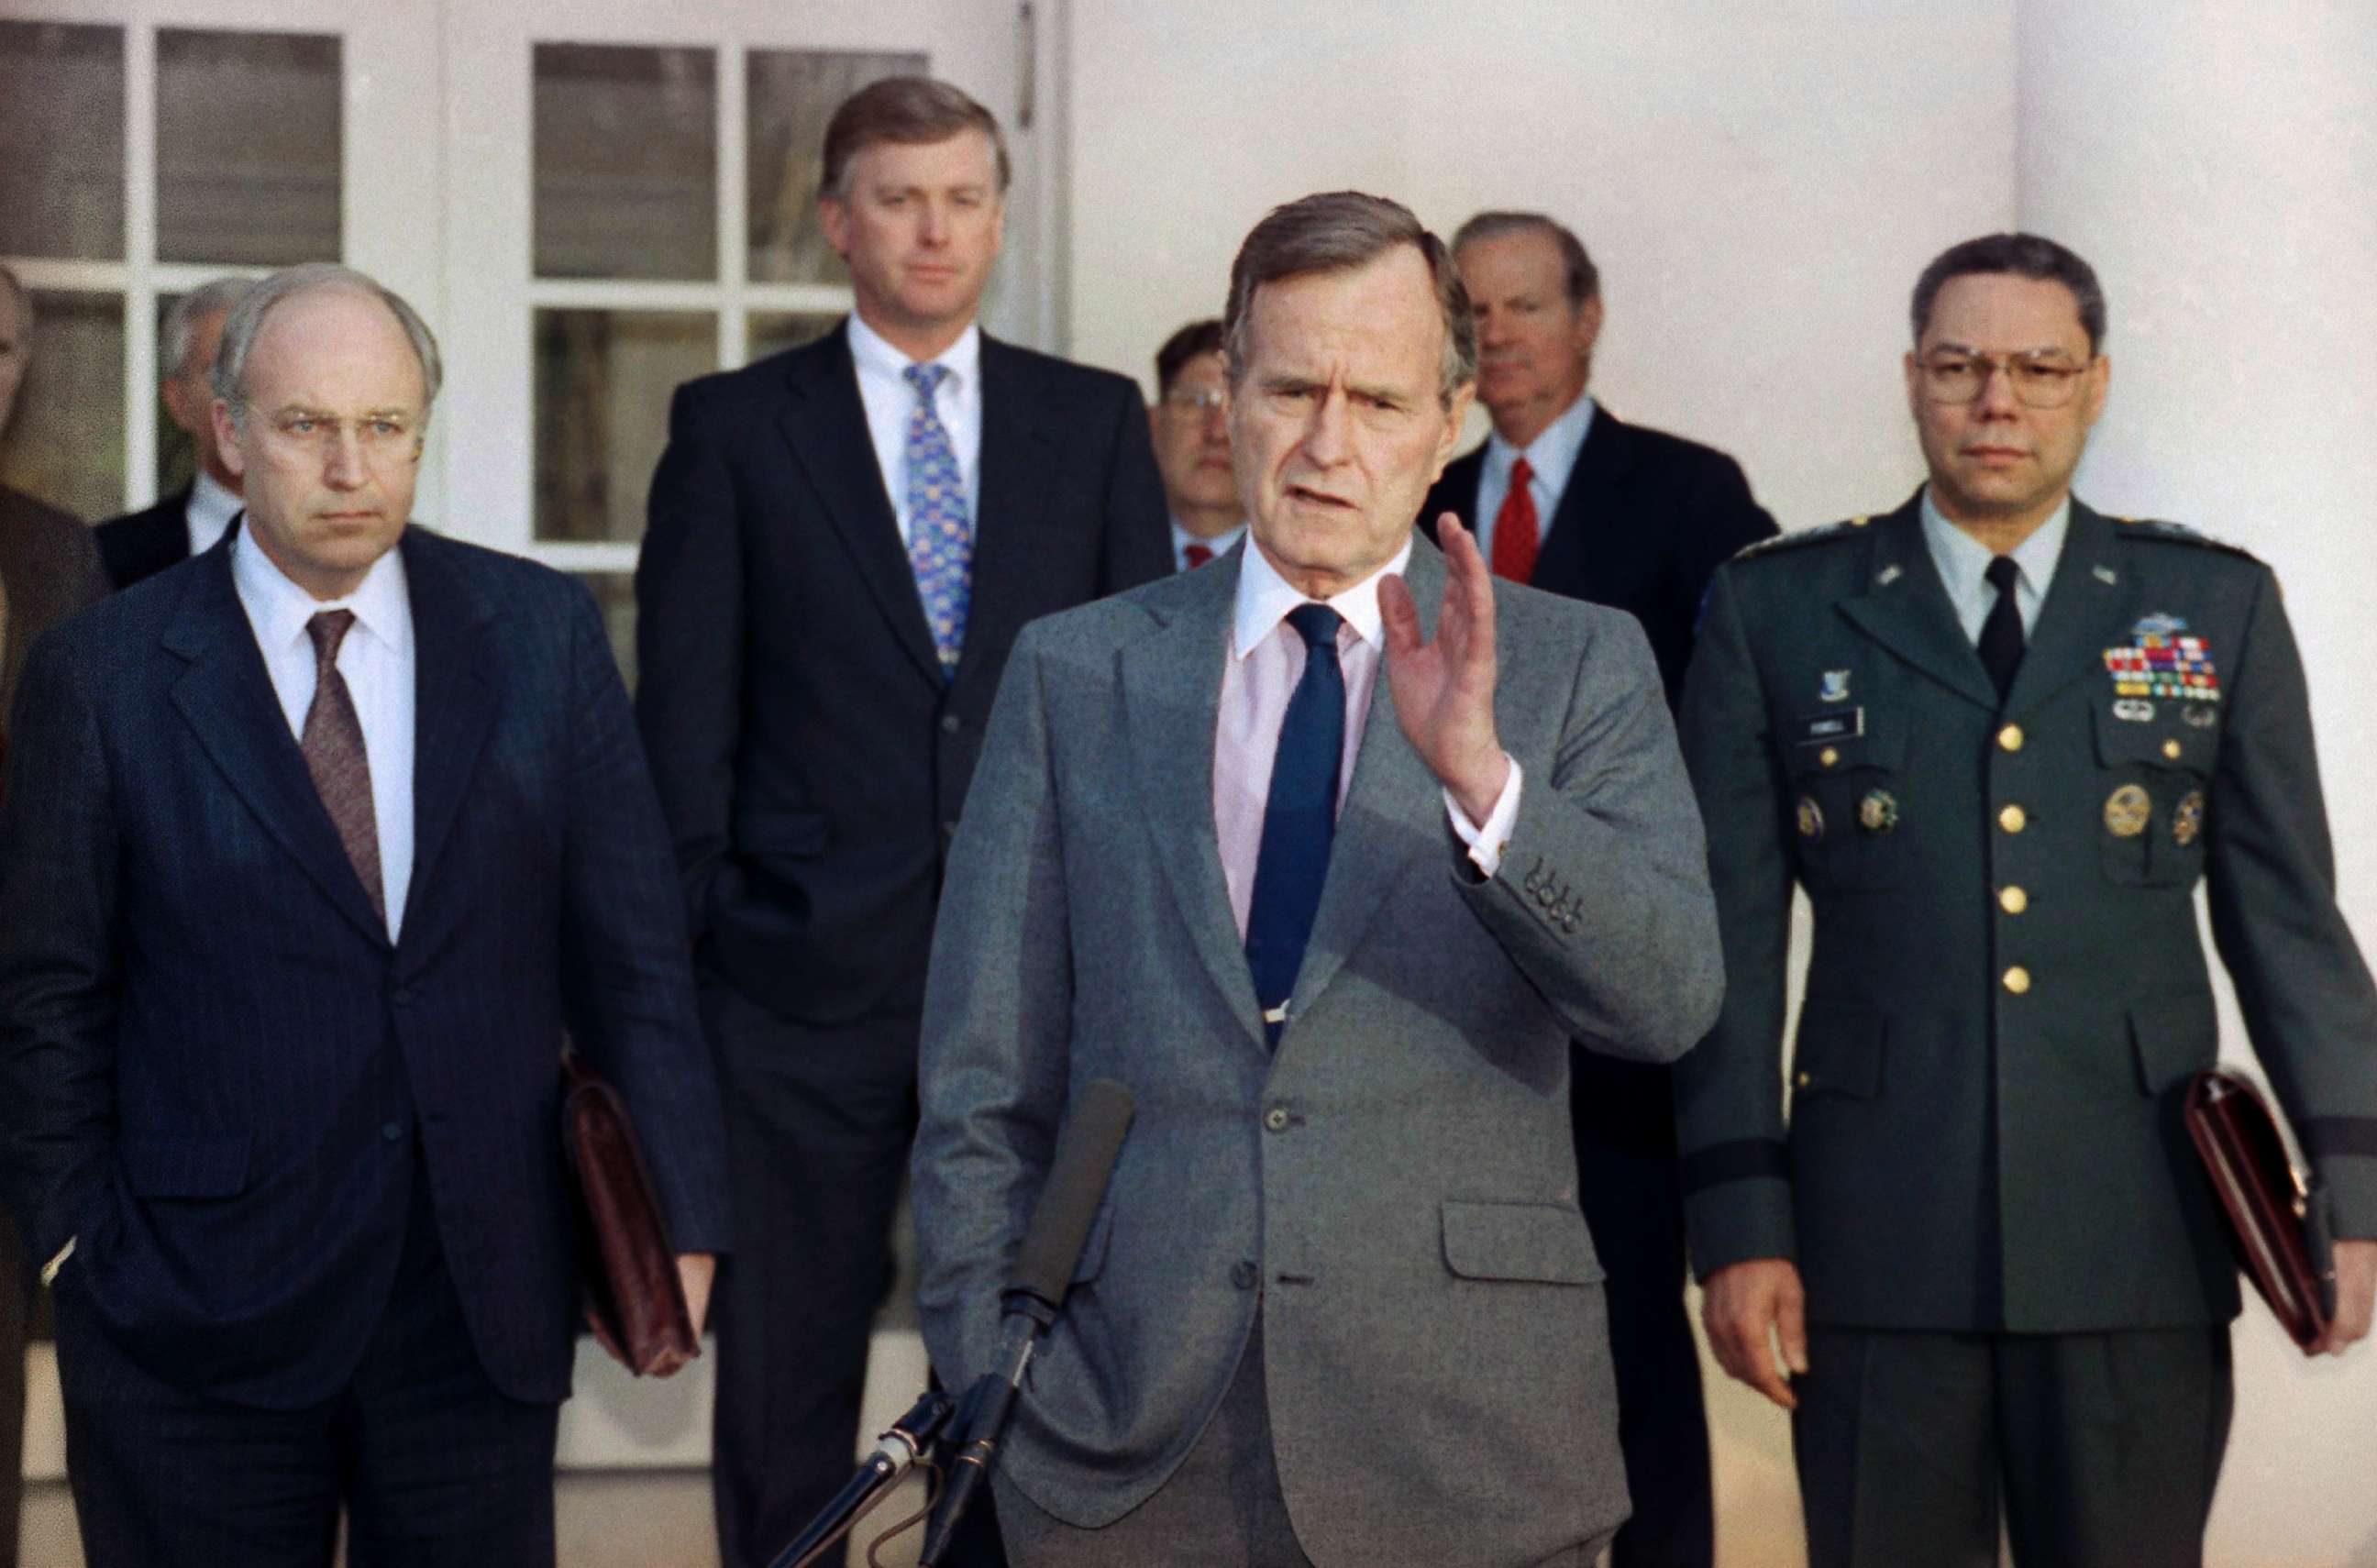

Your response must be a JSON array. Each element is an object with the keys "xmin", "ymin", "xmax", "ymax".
[{"xmin": 1068, "ymin": 4, "xmax": 2377, "ymax": 1564}]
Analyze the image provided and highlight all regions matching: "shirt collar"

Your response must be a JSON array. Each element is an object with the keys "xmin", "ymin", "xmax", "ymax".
[
  {"xmin": 187, "ymin": 471, "xmax": 242, "ymax": 547},
  {"xmin": 846, "ymin": 309, "xmax": 982, "ymax": 398},
  {"xmin": 1233, "ymin": 531, "xmax": 1415, "ymax": 659},
  {"xmin": 1173, "ymin": 518, "xmax": 1246, "ymax": 558},
  {"xmin": 231, "ymin": 519, "xmax": 413, "ymax": 657},
  {"xmin": 1919, "ymin": 485, "xmax": 2070, "ymax": 603},
  {"xmin": 1483, "ymin": 391, "xmax": 1597, "ymax": 495}
]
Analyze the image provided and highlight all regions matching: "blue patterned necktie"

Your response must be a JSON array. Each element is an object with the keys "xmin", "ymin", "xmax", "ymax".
[
  {"xmin": 1244, "ymin": 603, "xmax": 1346, "ymax": 1047},
  {"xmin": 902, "ymin": 361, "xmax": 972, "ymax": 676}
]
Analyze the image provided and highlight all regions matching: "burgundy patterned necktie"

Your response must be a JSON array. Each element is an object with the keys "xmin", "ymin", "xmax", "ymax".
[{"xmin": 302, "ymin": 611, "xmax": 385, "ymax": 926}]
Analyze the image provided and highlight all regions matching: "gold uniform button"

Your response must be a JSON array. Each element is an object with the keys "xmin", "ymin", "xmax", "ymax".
[
  {"xmin": 1796, "ymin": 1071, "xmax": 1813, "ymax": 1088},
  {"xmin": 2003, "ymin": 966, "xmax": 2032, "ymax": 995},
  {"xmin": 1999, "ymin": 886, "xmax": 2029, "ymax": 914},
  {"xmin": 1819, "ymin": 745, "xmax": 1840, "ymax": 769},
  {"xmin": 2161, "ymin": 738, "xmax": 2183, "ymax": 761},
  {"xmin": 1997, "ymin": 724, "xmax": 2025, "ymax": 753},
  {"xmin": 1998, "ymin": 803, "xmax": 2028, "ymax": 834}
]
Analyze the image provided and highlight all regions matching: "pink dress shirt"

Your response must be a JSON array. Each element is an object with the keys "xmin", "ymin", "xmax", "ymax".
[{"xmin": 1214, "ymin": 537, "xmax": 1522, "ymax": 938}]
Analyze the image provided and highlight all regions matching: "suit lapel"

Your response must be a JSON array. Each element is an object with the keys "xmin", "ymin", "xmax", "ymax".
[
  {"xmin": 399, "ymin": 529, "xmax": 500, "ymax": 944},
  {"xmin": 163, "ymin": 534, "xmax": 391, "ymax": 946},
  {"xmin": 1528, "ymin": 405, "xmax": 1631, "ymax": 594},
  {"xmin": 2001, "ymin": 500, "xmax": 2137, "ymax": 718},
  {"xmin": 1288, "ymin": 539, "xmax": 1445, "ymax": 1023},
  {"xmin": 955, "ymin": 339, "xmax": 1057, "ymax": 701},
  {"xmin": 1837, "ymin": 495, "xmax": 2003, "ymax": 712},
  {"xmin": 777, "ymin": 325, "xmax": 942, "ymax": 686},
  {"xmin": 1121, "ymin": 558, "xmax": 1267, "ymax": 1047}
]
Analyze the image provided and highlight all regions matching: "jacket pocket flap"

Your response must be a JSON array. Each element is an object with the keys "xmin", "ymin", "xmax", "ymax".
[
  {"xmin": 1791, "ymin": 1005, "xmax": 1886, "ymax": 1100},
  {"xmin": 1441, "ymin": 1199, "xmax": 1605, "ymax": 1285},
  {"xmin": 2129, "ymin": 993, "xmax": 2218, "ymax": 1095},
  {"xmin": 118, "ymin": 1133, "xmax": 250, "ymax": 1198},
  {"xmin": 2093, "ymin": 705, "xmax": 2214, "ymax": 771}
]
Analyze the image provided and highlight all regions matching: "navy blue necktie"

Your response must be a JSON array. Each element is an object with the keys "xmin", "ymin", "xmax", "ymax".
[{"xmin": 1245, "ymin": 603, "xmax": 1345, "ymax": 1046}]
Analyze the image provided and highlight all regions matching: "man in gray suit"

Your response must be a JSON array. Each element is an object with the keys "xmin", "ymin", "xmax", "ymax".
[{"xmin": 913, "ymin": 191, "xmax": 1724, "ymax": 1567}]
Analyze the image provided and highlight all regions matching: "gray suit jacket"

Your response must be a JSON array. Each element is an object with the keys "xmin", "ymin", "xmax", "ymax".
[{"xmin": 912, "ymin": 536, "xmax": 1724, "ymax": 1567}]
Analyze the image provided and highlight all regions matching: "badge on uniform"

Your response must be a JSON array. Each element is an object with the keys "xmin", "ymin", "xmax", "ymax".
[
  {"xmin": 2113, "ymin": 698, "xmax": 2154, "ymax": 722},
  {"xmin": 2173, "ymin": 790, "xmax": 2206, "ymax": 847},
  {"xmin": 1820, "ymin": 669, "xmax": 1852, "ymax": 703},
  {"xmin": 1797, "ymin": 797, "xmax": 1825, "ymax": 841},
  {"xmin": 1858, "ymin": 790, "xmax": 1898, "ymax": 834},
  {"xmin": 2104, "ymin": 783, "xmax": 2152, "ymax": 838},
  {"xmin": 2105, "ymin": 614, "xmax": 2220, "ymax": 704}
]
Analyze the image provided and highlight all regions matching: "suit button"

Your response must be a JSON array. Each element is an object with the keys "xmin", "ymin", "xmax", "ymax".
[
  {"xmin": 1997, "ymin": 724, "xmax": 2025, "ymax": 753},
  {"xmin": 1231, "ymin": 1260, "xmax": 1258, "ymax": 1290},
  {"xmin": 1999, "ymin": 886, "xmax": 2029, "ymax": 914},
  {"xmin": 391, "ymin": 985, "xmax": 419, "ymax": 1007},
  {"xmin": 941, "ymin": 713, "xmax": 962, "ymax": 734},
  {"xmin": 1263, "ymin": 1107, "xmax": 1289, "ymax": 1132},
  {"xmin": 1998, "ymin": 803, "xmax": 2027, "ymax": 834},
  {"xmin": 2002, "ymin": 966, "xmax": 2032, "ymax": 995},
  {"xmin": 381, "ymin": 1121, "xmax": 404, "ymax": 1143}
]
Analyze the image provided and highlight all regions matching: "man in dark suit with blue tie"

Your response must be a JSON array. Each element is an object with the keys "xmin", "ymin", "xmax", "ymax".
[
  {"xmin": 636, "ymin": 76, "xmax": 1169, "ymax": 1566},
  {"xmin": 1418, "ymin": 212, "xmax": 1774, "ymax": 1568},
  {"xmin": 0, "ymin": 263, "xmax": 730, "ymax": 1567}
]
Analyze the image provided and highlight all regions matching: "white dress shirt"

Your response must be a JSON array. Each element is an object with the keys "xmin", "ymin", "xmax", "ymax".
[
  {"xmin": 1473, "ymin": 392, "xmax": 1597, "ymax": 562},
  {"xmin": 232, "ymin": 525, "xmax": 417, "ymax": 940},
  {"xmin": 1214, "ymin": 537, "xmax": 1523, "ymax": 938},
  {"xmin": 185, "ymin": 470, "xmax": 241, "ymax": 559},
  {"xmin": 1920, "ymin": 486, "xmax": 2069, "ymax": 644},
  {"xmin": 846, "ymin": 310, "xmax": 983, "ymax": 547},
  {"xmin": 1172, "ymin": 519, "xmax": 1246, "ymax": 571}
]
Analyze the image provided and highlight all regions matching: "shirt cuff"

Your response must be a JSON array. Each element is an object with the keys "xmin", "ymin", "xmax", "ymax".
[
  {"xmin": 40, "ymin": 1236, "xmax": 74, "ymax": 1287},
  {"xmin": 1444, "ymin": 756, "xmax": 1523, "ymax": 878}
]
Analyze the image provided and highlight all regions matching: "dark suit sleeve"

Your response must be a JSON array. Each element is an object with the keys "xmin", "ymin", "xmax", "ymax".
[
  {"xmin": 1681, "ymin": 454, "xmax": 1777, "ymax": 597},
  {"xmin": 1456, "ymin": 606, "xmax": 1725, "ymax": 1059},
  {"xmin": 911, "ymin": 622, "xmax": 1072, "ymax": 1389},
  {"xmin": 1095, "ymin": 380, "xmax": 1173, "ymax": 594},
  {"xmin": 2202, "ymin": 567, "xmax": 2377, "ymax": 1236},
  {"xmin": 635, "ymin": 382, "xmax": 744, "ymax": 944},
  {"xmin": 1670, "ymin": 564, "xmax": 1801, "ymax": 1278},
  {"xmin": 0, "ymin": 629, "xmax": 121, "ymax": 1264},
  {"xmin": 559, "ymin": 579, "xmax": 733, "ymax": 1255}
]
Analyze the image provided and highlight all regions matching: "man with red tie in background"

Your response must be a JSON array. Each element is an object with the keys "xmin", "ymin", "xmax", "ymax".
[
  {"xmin": 1419, "ymin": 211, "xmax": 1774, "ymax": 1568},
  {"xmin": 1149, "ymin": 319, "xmax": 1245, "ymax": 570}
]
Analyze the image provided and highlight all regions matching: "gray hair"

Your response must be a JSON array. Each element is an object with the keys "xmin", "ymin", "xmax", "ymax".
[
  {"xmin": 160, "ymin": 276, "xmax": 255, "ymax": 383},
  {"xmin": 212, "ymin": 263, "xmax": 443, "ymax": 430},
  {"xmin": 1912, "ymin": 233, "xmax": 2107, "ymax": 356},
  {"xmin": 1450, "ymin": 211, "xmax": 1600, "ymax": 308},
  {"xmin": 1223, "ymin": 191, "xmax": 1477, "ymax": 408}
]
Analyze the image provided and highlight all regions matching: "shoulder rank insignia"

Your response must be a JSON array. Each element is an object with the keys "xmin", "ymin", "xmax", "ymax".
[
  {"xmin": 2112, "ymin": 516, "xmax": 2261, "ymax": 562},
  {"xmin": 1733, "ymin": 516, "xmax": 1871, "ymax": 562}
]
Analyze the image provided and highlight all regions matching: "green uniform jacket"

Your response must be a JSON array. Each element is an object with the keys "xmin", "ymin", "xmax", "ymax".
[{"xmin": 1675, "ymin": 492, "xmax": 2377, "ymax": 1331}]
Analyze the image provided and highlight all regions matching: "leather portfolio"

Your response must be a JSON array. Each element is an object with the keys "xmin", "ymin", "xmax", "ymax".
[
  {"xmin": 2184, "ymin": 1067, "xmax": 2337, "ymax": 1352},
  {"xmin": 561, "ymin": 1048, "xmax": 699, "ymax": 1376}
]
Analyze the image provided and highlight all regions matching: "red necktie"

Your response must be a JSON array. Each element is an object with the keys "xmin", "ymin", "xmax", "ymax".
[
  {"xmin": 1182, "ymin": 543, "xmax": 1214, "ymax": 570},
  {"xmin": 302, "ymin": 611, "xmax": 385, "ymax": 927},
  {"xmin": 1490, "ymin": 457, "xmax": 1539, "ymax": 581}
]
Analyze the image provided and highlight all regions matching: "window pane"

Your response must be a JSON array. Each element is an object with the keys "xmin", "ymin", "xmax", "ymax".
[
  {"xmin": 746, "ymin": 50, "xmax": 924, "ymax": 284},
  {"xmin": 157, "ymin": 29, "xmax": 342, "ymax": 267},
  {"xmin": 0, "ymin": 23, "xmax": 126, "ymax": 260},
  {"xmin": 534, "ymin": 44, "xmax": 716, "ymax": 282},
  {"xmin": 746, "ymin": 311, "xmax": 840, "ymax": 363},
  {"xmin": 578, "ymin": 571, "xmax": 637, "ymax": 690},
  {"xmin": 535, "ymin": 310, "xmax": 714, "ymax": 542},
  {"xmin": 0, "ymin": 291, "xmax": 126, "ymax": 523}
]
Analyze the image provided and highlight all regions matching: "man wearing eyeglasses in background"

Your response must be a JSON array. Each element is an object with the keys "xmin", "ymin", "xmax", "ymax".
[
  {"xmin": 1675, "ymin": 232, "xmax": 2377, "ymax": 1567},
  {"xmin": 1148, "ymin": 319, "xmax": 1244, "ymax": 570}
]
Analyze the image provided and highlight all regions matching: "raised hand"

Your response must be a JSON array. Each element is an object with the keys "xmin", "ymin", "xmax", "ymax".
[{"xmin": 1380, "ymin": 515, "xmax": 1510, "ymax": 823}]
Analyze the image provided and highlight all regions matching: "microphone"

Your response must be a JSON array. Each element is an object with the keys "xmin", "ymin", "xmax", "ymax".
[
  {"xmin": 768, "ymin": 1388, "xmax": 955, "ymax": 1568},
  {"xmin": 915, "ymin": 1077, "xmax": 1135, "ymax": 1567}
]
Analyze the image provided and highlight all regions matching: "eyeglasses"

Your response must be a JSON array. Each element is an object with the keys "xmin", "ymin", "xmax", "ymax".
[
  {"xmin": 1162, "ymin": 387, "xmax": 1228, "ymax": 414},
  {"xmin": 1918, "ymin": 350, "xmax": 2093, "ymax": 409}
]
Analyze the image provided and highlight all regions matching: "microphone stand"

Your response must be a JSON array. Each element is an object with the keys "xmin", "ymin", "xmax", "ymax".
[{"xmin": 769, "ymin": 1388, "xmax": 956, "ymax": 1568}]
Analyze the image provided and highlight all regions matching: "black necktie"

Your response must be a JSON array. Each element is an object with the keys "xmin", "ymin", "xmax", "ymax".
[
  {"xmin": 1244, "ymin": 603, "xmax": 1345, "ymax": 1047},
  {"xmin": 1978, "ymin": 555, "xmax": 2025, "ymax": 704}
]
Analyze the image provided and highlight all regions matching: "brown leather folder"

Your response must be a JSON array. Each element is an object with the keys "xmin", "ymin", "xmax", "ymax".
[
  {"xmin": 2184, "ymin": 1068, "xmax": 2337, "ymax": 1353},
  {"xmin": 561, "ymin": 1048, "xmax": 699, "ymax": 1376}
]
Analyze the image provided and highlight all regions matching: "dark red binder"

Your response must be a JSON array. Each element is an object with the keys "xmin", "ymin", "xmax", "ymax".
[
  {"xmin": 2184, "ymin": 1068, "xmax": 2337, "ymax": 1353},
  {"xmin": 561, "ymin": 1048, "xmax": 699, "ymax": 1376}
]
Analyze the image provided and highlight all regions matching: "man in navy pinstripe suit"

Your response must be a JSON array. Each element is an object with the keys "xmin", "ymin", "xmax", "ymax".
[{"xmin": 0, "ymin": 264, "xmax": 731, "ymax": 1567}]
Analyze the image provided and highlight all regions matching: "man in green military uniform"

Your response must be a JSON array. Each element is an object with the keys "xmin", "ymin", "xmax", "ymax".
[{"xmin": 1675, "ymin": 232, "xmax": 2377, "ymax": 1567}]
